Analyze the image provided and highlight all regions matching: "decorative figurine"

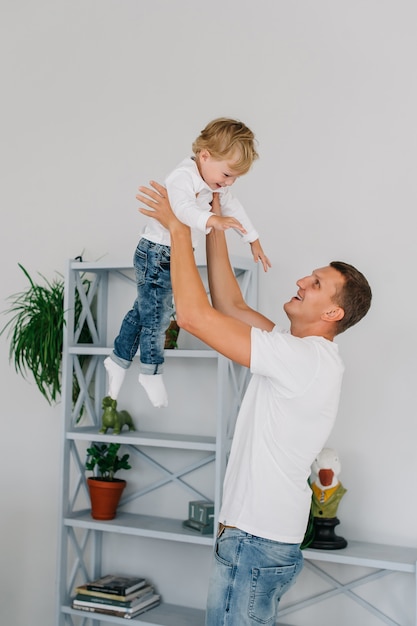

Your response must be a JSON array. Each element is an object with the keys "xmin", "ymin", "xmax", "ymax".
[
  {"xmin": 309, "ymin": 447, "xmax": 348, "ymax": 549},
  {"xmin": 182, "ymin": 500, "xmax": 215, "ymax": 535},
  {"xmin": 99, "ymin": 396, "xmax": 136, "ymax": 435}
]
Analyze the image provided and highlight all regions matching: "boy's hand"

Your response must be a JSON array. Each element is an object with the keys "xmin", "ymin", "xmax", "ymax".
[
  {"xmin": 207, "ymin": 214, "xmax": 247, "ymax": 235},
  {"xmin": 250, "ymin": 239, "xmax": 272, "ymax": 273}
]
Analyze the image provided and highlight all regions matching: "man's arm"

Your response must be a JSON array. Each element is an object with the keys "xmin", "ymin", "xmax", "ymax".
[
  {"xmin": 137, "ymin": 182, "xmax": 253, "ymax": 367},
  {"xmin": 206, "ymin": 194, "xmax": 275, "ymax": 332}
]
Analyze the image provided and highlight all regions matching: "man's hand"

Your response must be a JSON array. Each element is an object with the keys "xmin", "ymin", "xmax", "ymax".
[{"xmin": 137, "ymin": 181, "xmax": 180, "ymax": 231}]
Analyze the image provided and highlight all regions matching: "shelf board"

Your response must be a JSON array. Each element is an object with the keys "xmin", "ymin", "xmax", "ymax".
[
  {"xmin": 64, "ymin": 511, "xmax": 215, "ymax": 545},
  {"xmin": 63, "ymin": 603, "xmax": 294, "ymax": 625},
  {"xmin": 68, "ymin": 346, "xmax": 219, "ymax": 357},
  {"xmin": 66, "ymin": 427, "xmax": 216, "ymax": 451},
  {"xmin": 70, "ymin": 255, "xmax": 253, "ymax": 272},
  {"xmin": 303, "ymin": 540, "xmax": 417, "ymax": 572},
  {"xmin": 63, "ymin": 601, "xmax": 205, "ymax": 625}
]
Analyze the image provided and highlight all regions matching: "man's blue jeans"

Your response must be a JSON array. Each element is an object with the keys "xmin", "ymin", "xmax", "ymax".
[
  {"xmin": 112, "ymin": 238, "xmax": 173, "ymax": 375},
  {"xmin": 205, "ymin": 526, "xmax": 303, "ymax": 626}
]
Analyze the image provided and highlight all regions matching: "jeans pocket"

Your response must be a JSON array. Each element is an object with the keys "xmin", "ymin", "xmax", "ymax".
[
  {"xmin": 248, "ymin": 564, "xmax": 298, "ymax": 624},
  {"xmin": 213, "ymin": 536, "xmax": 234, "ymax": 568},
  {"xmin": 159, "ymin": 246, "xmax": 171, "ymax": 273},
  {"xmin": 134, "ymin": 242, "xmax": 147, "ymax": 286}
]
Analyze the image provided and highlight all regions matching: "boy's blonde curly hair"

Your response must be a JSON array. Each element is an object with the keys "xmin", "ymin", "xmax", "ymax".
[{"xmin": 192, "ymin": 117, "xmax": 259, "ymax": 175}]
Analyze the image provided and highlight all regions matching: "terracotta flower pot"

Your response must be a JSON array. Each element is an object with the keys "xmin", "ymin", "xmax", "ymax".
[{"xmin": 87, "ymin": 477, "xmax": 126, "ymax": 520}]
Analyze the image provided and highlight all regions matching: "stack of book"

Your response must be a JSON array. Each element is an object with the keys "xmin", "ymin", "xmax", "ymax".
[{"xmin": 72, "ymin": 574, "xmax": 161, "ymax": 619}]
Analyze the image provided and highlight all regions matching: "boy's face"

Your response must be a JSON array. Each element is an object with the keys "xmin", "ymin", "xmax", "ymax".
[{"xmin": 197, "ymin": 149, "xmax": 241, "ymax": 190}]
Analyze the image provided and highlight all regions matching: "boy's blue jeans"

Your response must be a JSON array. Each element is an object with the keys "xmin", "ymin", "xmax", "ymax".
[
  {"xmin": 205, "ymin": 526, "xmax": 303, "ymax": 626},
  {"xmin": 111, "ymin": 238, "xmax": 173, "ymax": 375}
]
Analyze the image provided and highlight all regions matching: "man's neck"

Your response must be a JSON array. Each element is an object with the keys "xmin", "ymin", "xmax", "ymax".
[{"xmin": 290, "ymin": 322, "xmax": 335, "ymax": 342}]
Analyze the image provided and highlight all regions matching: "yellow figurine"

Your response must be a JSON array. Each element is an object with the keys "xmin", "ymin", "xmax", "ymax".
[
  {"xmin": 311, "ymin": 448, "xmax": 347, "ymax": 518},
  {"xmin": 309, "ymin": 447, "xmax": 347, "ymax": 549}
]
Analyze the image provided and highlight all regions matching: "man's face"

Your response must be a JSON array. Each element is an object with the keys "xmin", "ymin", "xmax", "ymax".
[{"xmin": 284, "ymin": 266, "xmax": 345, "ymax": 326}]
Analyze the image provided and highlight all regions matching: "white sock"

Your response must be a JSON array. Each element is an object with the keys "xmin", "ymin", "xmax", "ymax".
[
  {"xmin": 104, "ymin": 357, "xmax": 126, "ymax": 399},
  {"xmin": 139, "ymin": 373, "xmax": 168, "ymax": 408}
]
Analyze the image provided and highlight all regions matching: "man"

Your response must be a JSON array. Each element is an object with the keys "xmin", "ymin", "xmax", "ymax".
[{"xmin": 137, "ymin": 181, "xmax": 372, "ymax": 626}]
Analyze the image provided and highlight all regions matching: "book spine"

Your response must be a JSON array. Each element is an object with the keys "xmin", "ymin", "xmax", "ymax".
[
  {"xmin": 85, "ymin": 585, "xmax": 128, "ymax": 595},
  {"xmin": 74, "ymin": 589, "xmax": 154, "ymax": 608},
  {"xmin": 73, "ymin": 597, "xmax": 160, "ymax": 617},
  {"xmin": 75, "ymin": 587, "xmax": 136, "ymax": 601},
  {"xmin": 73, "ymin": 604, "xmax": 127, "ymax": 617}
]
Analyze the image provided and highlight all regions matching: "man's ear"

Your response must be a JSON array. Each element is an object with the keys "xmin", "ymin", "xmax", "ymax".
[{"xmin": 322, "ymin": 307, "xmax": 344, "ymax": 322}]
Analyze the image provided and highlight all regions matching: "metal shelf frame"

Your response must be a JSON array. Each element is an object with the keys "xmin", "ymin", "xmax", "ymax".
[
  {"xmin": 55, "ymin": 256, "xmax": 258, "ymax": 626},
  {"xmin": 279, "ymin": 541, "xmax": 417, "ymax": 625}
]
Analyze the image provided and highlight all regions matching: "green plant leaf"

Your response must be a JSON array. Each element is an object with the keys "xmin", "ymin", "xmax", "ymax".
[
  {"xmin": 0, "ymin": 263, "xmax": 93, "ymax": 407},
  {"xmin": 86, "ymin": 443, "xmax": 131, "ymax": 480}
]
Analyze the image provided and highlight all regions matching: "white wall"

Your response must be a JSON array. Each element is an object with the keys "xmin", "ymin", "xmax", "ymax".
[{"xmin": 1, "ymin": 1, "xmax": 416, "ymax": 624}]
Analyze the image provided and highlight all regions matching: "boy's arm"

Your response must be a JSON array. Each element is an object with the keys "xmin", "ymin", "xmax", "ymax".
[
  {"xmin": 219, "ymin": 190, "xmax": 271, "ymax": 272},
  {"xmin": 165, "ymin": 172, "xmax": 210, "ymax": 232},
  {"xmin": 167, "ymin": 169, "xmax": 246, "ymax": 235},
  {"xmin": 206, "ymin": 194, "xmax": 275, "ymax": 331},
  {"xmin": 137, "ymin": 182, "xmax": 253, "ymax": 367},
  {"xmin": 218, "ymin": 190, "xmax": 259, "ymax": 243},
  {"xmin": 250, "ymin": 238, "xmax": 272, "ymax": 273}
]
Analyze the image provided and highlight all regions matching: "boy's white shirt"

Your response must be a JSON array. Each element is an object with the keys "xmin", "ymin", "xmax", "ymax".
[{"xmin": 141, "ymin": 157, "xmax": 259, "ymax": 248}]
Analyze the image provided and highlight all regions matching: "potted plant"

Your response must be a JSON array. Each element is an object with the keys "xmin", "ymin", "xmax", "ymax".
[
  {"xmin": 164, "ymin": 312, "xmax": 180, "ymax": 349},
  {"xmin": 0, "ymin": 262, "xmax": 93, "ymax": 407},
  {"xmin": 85, "ymin": 442, "xmax": 131, "ymax": 520}
]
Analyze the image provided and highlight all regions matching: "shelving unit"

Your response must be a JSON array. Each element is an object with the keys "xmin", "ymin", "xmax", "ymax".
[
  {"xmin": 281, "ymin": 541, "xmax": 417, "ymax": 625},
  {"xmin": 55, "ymin": 257, "xmax": 258, "ymax": 625}
]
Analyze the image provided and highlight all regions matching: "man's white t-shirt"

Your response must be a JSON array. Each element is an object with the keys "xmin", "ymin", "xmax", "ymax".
[{"xmin": 219, "ymin": 325, "xmax": 345, "ymax": 544}]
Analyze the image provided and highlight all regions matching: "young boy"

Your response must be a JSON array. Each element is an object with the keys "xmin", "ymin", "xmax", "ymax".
[{"xmin": 104, "ymin": 118, "xmax": 270, "ymax": 409}]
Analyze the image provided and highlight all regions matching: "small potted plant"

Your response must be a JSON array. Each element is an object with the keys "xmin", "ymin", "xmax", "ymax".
[
  {"xmin": 164, "ymin": 312, "xmax": 180, "ymax": 349},
  {"xmin": 85, "ymin": 442, "xmax": 131, "ymax": 520}
]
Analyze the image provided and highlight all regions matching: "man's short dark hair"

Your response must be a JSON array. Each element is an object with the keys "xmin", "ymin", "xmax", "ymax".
[{"xmin": 330, "ymin": 261, "xmax": 372, "ymax": 335}]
